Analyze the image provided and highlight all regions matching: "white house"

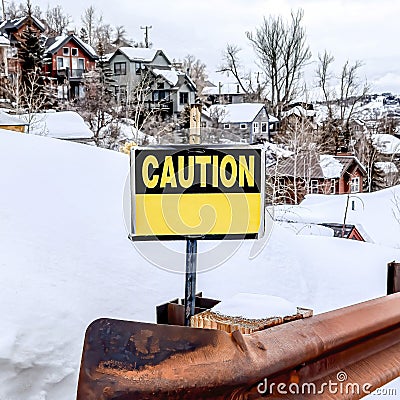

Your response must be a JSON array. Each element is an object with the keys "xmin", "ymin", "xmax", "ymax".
[{"xmin": 206, "ymin": 103, "xmax": 271, "ymax": 143}]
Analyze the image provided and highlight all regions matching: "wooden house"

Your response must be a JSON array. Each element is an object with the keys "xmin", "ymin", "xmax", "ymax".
[
  {"xmin": 268, "ymin": 153, "xmax": 367, "ymax": 204},
  {"xmin": 43, "ymin": 33, "xmax": 98, "ymax": 100},
  {"xmin": 0, "ymin": 15, "xmax": 45, "ymax": 76}
]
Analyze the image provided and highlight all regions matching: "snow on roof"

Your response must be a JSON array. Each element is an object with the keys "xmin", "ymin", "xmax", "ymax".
[
  {"xmin": 209, "ymin": 103, "xmax": 266, "ymax": 123},
  {"xmin": 152, "ymin": 68, "xmax": 179, "ymax": 86},
  {"xmin": 18, "ymin": 111, "xmax": 93, "ymax": 139},
  {"xmin": 117, "ymin": 47, "xmax": 160, "ymax": 62},
  {"xmin": 0, "ymin": 111, "xmax": 28, "ymax": 126},
  {"xmin": 269, "ymin": 115, "xmax": 279, "ymax": 123},
  {"xmin": 202, "ymin": 82, "xmax": 246, "ymax": 96},
  {"xmin": 1, "ymin": 131, "xmax": 400, "ymax": 398},
  {"xmin": 372, "ymin": 134, "xmax": 400, "ymax": 154},
  {"xmin": 46, "ymin": 34, "xmax": 97, "ymax": 58},
  {"xmin": 0, "ymin": 34, "xmax": 9, "ymax": 46},
  {"xmin": 282, "ymin": 105, "xmax": 316, "ymax": 119},
  {"xmin": 320, "ymin": 154, "xmax": 344, "ymax": 179}
]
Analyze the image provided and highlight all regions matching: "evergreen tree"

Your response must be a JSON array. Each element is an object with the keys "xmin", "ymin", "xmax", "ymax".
[{"xmin": 16, "ymin": 2, "xmax": 51, "ymax": 113}]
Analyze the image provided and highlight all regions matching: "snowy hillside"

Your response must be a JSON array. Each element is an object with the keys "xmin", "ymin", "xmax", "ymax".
[{"xmin": 0, "ymin": 130, "xmax": 399, "ymax": 399}]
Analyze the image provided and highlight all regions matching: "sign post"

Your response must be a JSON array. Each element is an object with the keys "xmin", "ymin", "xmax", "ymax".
[
  {"xmin": 130, "ymin": 145, "xmax": 265, "ymax": 326},
  {"xmin": 184, "ymin": 237, "xmax": 197, "ymax": 326}
]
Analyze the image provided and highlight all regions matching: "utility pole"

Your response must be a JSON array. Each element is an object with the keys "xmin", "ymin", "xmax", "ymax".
[
  {"xmin": 140, "ymin": 25, "xmax": 152, "ymax": 48},
  {"xmin": 1, "ymin": 0, "xmax": 6, "ymax": 20}
]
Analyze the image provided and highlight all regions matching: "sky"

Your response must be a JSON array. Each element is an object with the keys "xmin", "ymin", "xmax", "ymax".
[{"xmin": 19, "ymin": 0, "xmax": 400, "ymax": 94}]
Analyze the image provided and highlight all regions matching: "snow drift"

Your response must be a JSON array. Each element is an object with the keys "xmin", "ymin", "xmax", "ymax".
[{"xmin": 0, "ymin": 130, "xmax": 399, "ymax": 399}]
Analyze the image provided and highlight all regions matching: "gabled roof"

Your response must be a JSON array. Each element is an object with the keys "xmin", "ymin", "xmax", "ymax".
[
  {"xmin": 0, "ymin": 34, "xmax": 9, "ymax": 46},
  {"xmin": 209, "ymin": 103, "xmax": 267, "ymax": 123},
  {"xmin": 111, "ymin": 47, "xmax": 171, "ymax": 65},
  {"xmin": 44, "ymin": 34, "xmax": 98, "ymax": 60},
  {"xmin": 202, "ymin": 82, "xmax": 246, "ymax": 96},
  {"xmin": 151, "ymin": 68, "xmax": 197, "ymax": 92},
  {"xmin": 334, "ymin": 155, "xmax": 367, "ymax": 176},
  {"xmin": 0, "ymin": 15, "xmax": 45, "ymax": 34},
  {"xmin": 271, "ymin": 152, "xmax": 325, "ymax": 179},
  {"xmin": 270, "ymin": 153, "xmax": 366, "ymax": 179}
]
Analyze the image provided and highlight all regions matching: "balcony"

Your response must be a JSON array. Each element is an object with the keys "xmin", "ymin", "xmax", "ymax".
[{"xmin": 57, "ymin": 68, "xmax": 85, "ymax": 80}]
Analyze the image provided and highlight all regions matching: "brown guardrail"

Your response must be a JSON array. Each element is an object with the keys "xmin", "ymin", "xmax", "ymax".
[{"xmin": 76, "ymin": 293, "xmax": 400, "ymax": 399}]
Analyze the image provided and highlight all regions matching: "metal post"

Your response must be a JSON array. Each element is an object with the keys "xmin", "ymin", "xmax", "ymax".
[
  {"xmin": 184, "ymin": 238, "xmax": 197, "ymax": 326},
  {"xmin": 387, "ymin": 262, "xmax": 400, "ymax": 295}
]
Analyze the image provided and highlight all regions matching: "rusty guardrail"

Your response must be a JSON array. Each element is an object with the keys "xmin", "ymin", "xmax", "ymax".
[{"xmin": 76, "ymin": 293, "xmax": 400, "ymax": 399}]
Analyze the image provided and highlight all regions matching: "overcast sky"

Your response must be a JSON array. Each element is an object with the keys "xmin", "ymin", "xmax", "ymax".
[{"xmin": 30, "ymin": 0, "xmax": 400, "ymax": 94}]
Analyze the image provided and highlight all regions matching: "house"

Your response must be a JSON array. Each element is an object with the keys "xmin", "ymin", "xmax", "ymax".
[
  {"xmin": 0, "ymin": 34, "xmax": 10, "ymax": 76},
  {"xmin": 43, "ymin": 33, "xmax": 98, "ymax": 100},
  {"xmin": 268, "ymin": 153, "xmax": 367, "ymax": 204},
  {"xmin": 0, "ymin": 110, "xmax": 28, "ymax": 132},
  {"xmin": 319, "ymin": 223, "xmax": 366, "ymax": 241},
  {"xmin": 0, "ymin": 15, "xmax": 45, "ymax": 76},
  {"xmin": 202, "ymin": 82, "xmax": 246, "ymax": 105},
  {"xmin": 206, "ymin": 103, "xmax": 270, "ymax": 143},
  {"xmin": 108, "ymin": 47, "xmax": 196, "ymax": 117}
]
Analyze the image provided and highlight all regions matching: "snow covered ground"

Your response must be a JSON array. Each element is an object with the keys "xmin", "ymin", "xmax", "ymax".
[{"xmin": 0, "ymin": 129, "xmax": 399, "ymax": 399}]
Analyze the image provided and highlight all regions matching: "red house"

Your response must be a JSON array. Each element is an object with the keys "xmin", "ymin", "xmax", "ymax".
[
  {"xmin": 268, "ymin": 153, "xmax": 367, "ymax": 204},
  {"xmin": 43, "ymin": 33, "xmax": 98, "ymax": 100},
  {"xmin": 0, "ymin": 15, "xmax": 45, "ymax": 76}
]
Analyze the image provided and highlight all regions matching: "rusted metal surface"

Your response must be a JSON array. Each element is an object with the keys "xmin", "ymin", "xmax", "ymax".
[{"xmin": 76, "ymin": 293, "xmax": 400, "ymax": 399}]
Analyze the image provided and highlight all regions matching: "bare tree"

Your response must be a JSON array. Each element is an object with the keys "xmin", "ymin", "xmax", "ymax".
[
  {"xmin": 179, "ymin": 54, "xmax": 208, "ymax": 95},
  {"xmin": 246, "ymin": 9, "xmax": 311, "ymax": 117},
  {"xmin": 113, "ymin": 25, "xmax": 132, "ymax": 48},
  {"xmin": 315, "ymin": 50, "xmax": 368, "ymax": 154},
  {"xmin": 45, "ymin": 5, "xmax": 71, "ymax": 36},
  {"xmin": 81, "ymin": 6, "xmax": 97, "ymax": 46}
]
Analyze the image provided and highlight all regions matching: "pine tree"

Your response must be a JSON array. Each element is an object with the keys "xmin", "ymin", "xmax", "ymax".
[{"xmin": 18, "ymin": 3, "xmax": 47, "ymax": 105}]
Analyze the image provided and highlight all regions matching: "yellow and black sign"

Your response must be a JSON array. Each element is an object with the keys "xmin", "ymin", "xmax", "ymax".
[{"xmin": 130, "ymin": 145, "xmax": 265, "ymax": 240}]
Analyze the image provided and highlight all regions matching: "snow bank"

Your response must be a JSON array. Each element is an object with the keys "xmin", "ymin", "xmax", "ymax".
[
  {"xmin": 275, "ymin": 188, "xmax": 400, "ymax": 248},
  {"xmin": 0, "ymin": 130, "xmax": 399, "ymax": 399},
  {"xmin": 18, "ymin": 111, "xmax": 94, "ymax": 139}
]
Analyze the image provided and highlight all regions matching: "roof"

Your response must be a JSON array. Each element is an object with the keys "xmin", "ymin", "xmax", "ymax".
[
  {"xmin": 202, "ymin": 82, "xmax": 246, "ymax": 96},
  {"xmin": 271, "ymin": 154, "xmax": 366, "ymax": 179},
  {"xmin": 334, "ymin": 155, "xmax": 367, "ymax": 176},
  {"xmin": 44, "ymin": 34, "xmax": 98, "ymax": 60},
  {"xmin": 152, "ymin": 68, "xmax": 179, "ymax": 86},
  {"xmin": 271, "ymin": 152, "xmax": 325, "ymax": 179},
  {"xmin": 113, "ymin": 47, "xmax": 171, "ymax": 65},
  {"xmin": 0, "ymin": 34, "xmax": 9, "ymax": 46},
  {"xmin": 320, "ymin": 223, "xmax": 363, "ymax": 239},
  {"xmin": 0, "ymin": 111, "xmax": 28, "ymax": 126},
  {"xmin": 209, "ymin": 103, "xmax": 267, "ymax": 123},
  {"xmin": 0, "ymin": 15, "xmax": 45, "ymax": 33}
]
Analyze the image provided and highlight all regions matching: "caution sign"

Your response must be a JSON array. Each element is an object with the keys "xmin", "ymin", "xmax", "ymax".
[{"xmin": 130, "ymin": 145, "xmax": 265, "ymax": 240}]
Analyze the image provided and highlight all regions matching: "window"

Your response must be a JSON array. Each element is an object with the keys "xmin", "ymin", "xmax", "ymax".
[
  {"xmin": 114, "ymin": 62, "xmax": 126, "ymax": 75},
  {"xmin": 331, "ymin": 179, "xmax": 336, "ymax": 194},
  {"xmin": 179, "ymin": 92, "xmax": 189, "ymax": 105},
  {"xmin": 63, "ymin": 47, "xmax": 70, "ymax": 56},
  {"xmin": 135, "ymin": 62, "xmax": 142, "ymax": 74},
  {"xmin": 350, "ymin": 177, "xmax": 360, "ymax": 193},
  {"xmin": 78, "ymin": 58, "xmax": 85, "ymax": 70},
  {"xmin": 157, "ymin": 82, "xmax": 165, "ymax": 89},
  {"xmin": 310, "ymin": 179, "xmax": 318, "ymax": 194},
  {"xmin": 223, "ymin": 123, "xmax": 230, "ymax": 129},
  {"xmin": 261, "ymin": 122, "xmax": 268, "ymax": 133},
  {"xmin": 240, "ymin": 123, "xmax": 247, "ymax": 129},
  {"xmin": 253, "ymin": 121, "xmax": 259, "ymax": 134},
  {"xmin": 57, "ymin": 57, "xmax": 64, "ymax": 69},
  {"xmin": 71, "ymin": 48, "xmax": 78, "ymax": 56},
  {"xmin": 153, "ymin": 90, "xmax": 167, "ymax": 102}
]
